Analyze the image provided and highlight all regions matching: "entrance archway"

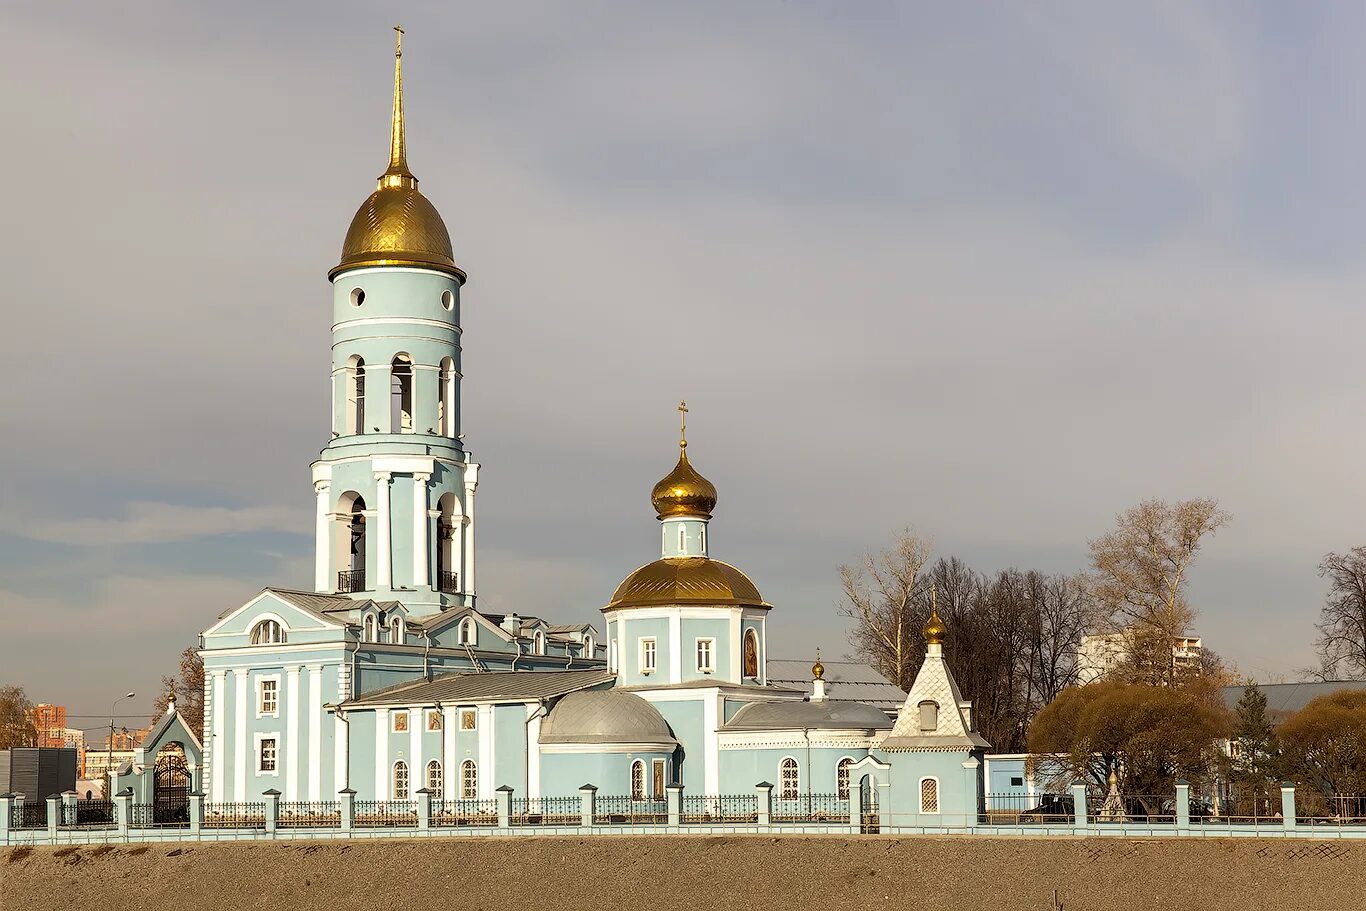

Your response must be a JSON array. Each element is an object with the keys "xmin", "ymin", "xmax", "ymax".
[{"xmin": 153, "ymin": 744, "xmax": 190, "ymax": 825}]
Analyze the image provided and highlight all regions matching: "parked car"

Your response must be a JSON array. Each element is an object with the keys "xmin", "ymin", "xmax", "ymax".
[{"xmin": 1019, "ymin": 794, "xmax": 1074, "ymax": 824}]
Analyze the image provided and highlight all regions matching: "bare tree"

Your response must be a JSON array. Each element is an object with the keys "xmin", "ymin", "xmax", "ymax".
[
  {"xmin": 838, "ymin": 529, "xmax": 932, "ymax": 690},
  {"xmin": 1088, "ymin": 498, "xmax": 1230, "ymax": 685},
  {"xmin": 0, "ymin": 685, "xmax": 38, "ymax": 750},
  {"xmin": 151, "ymin": 646, "xmax": 206, "ymax": 740},
  {"xmin": 1314, "ymin": 547, "xmax": 1366, "ymax": 679}
]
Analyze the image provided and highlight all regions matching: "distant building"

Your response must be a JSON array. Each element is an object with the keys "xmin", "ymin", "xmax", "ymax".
[
  {"xmin": 1076, "ymin": 632, "xmax": 1203, "ymax": 684},
  {"xmin": 29, "ymin": 704, "xmax": 67, "ymax": 749},
  {"xmin": 61, "ymin": 729, "xmax": 86, "ymax": 776}
]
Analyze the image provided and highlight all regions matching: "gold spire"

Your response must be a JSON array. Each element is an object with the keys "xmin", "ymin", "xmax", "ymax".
[
  {"xmin": 923, "ymin": 582, "xmax": 946, "ymax": 645},
  {"xmin": 380, "ymin": 24, "xmax": 415, "ymax": 189},
  {"xmin": 812, "ymin": 647, "xmax": 825, "ymax": 681}
]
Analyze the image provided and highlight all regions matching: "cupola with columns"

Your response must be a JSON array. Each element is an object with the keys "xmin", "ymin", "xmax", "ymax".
[{"xmin": 310, "ymin": 28, "xmax": 478, "ymax": 614}]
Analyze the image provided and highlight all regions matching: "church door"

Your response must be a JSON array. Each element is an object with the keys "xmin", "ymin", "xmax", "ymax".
[{"xmin": 153, "ymin": 749, "xmax": 191, "ymax": 825}]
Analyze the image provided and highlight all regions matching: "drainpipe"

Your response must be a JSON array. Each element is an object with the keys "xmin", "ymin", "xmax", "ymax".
[
  {"xmin": 511, "ymin": 638, "xmax": 525, "ymax": 672},
  {"xmin": 422, "ymin": 630, "xmax": 433, "ymax": 680},
  {"xmin": 349, "ymin": 627, "xmax": 362, "ymax": 696}
]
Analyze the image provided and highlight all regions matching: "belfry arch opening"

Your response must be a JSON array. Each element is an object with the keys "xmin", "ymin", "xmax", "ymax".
[
  {"xmin": 345, "ymin": 356, "xmax": 366, "ymax": 435},
  {"xmin": 437, "ymin": 492, "xmax": 459, "ymax": 594},
  {"xmin": 438, "ymin": 357, "xmax": 456, "ymax": 438},
  {"xmin": 391, "ymin": 353, "xmax": 413, "ymax": 433},
  {"xmin": 336, "ymin": 491, "xmax": 367, "ymax": 592}
]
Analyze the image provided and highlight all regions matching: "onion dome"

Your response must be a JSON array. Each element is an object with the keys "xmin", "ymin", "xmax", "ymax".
[
  {"xmin": 812, "ymin": 649, "xmax": 825, "ymax": 681},
  {"xmin": 606, "ymin": 557, "xmax": 767, "ymax": 610},
  {"xmin": 650, "ymin": 401, "xmax": 717, "ymax": 519},
  {"xmin": 923, "ymin": 601, "xmax": 946, "ymax": 645},
  {"xmin": 329, "ymin": 28, "xmax": 465, "ymax": 283}
]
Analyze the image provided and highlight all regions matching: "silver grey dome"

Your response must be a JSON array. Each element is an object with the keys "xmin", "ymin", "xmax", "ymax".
[
  {"xmin": 721, "ymin": 699, "xmax": 892, "ymax": 732},
  {"xmin": 539, "ymin": 689, "xmax": 678, "ymax": 746}
]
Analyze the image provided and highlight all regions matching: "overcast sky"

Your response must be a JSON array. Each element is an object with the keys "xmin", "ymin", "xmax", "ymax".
[{"xmin": 3, "ymin": 1, "xmax": 1365, "ymax": 730}]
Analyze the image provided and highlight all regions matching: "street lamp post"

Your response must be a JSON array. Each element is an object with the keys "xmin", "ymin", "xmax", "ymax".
[{"xmin": 107, "ymin": 692, "xmax": 134, "ymax": 798}]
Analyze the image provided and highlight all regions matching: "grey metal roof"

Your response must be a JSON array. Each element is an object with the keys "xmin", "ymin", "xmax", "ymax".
[
  {"xmin": 721, "ymin": 699, "xmax": 893, "ymax": 732},
  {"xmin": 539, "ymin": 690, "xmax": 678, "ymax": 746},
  {"xmin": 345, "ymin": 669, "xmax": 615, "ymax": 707},
  {"xmin": 766, "ymin": 659, "xmax": 906, "ymax": 710},
  {"xmin": 1221, "ymin": 681, "xmax": 1366, "ymax": 717}
]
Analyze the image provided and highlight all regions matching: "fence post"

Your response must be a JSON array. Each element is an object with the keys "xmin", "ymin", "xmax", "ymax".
[
  {"xmin": 1175, "ymin": 781, "xmax": 1190, "ymax": 833},
  {"xmin": 339, "ymin": 788, "xmax": 356, "ymax": 831},
  {"xmin": 0, "ymin": 793, "xmax": 12, "ymax": 843},
  {"xmin": 61, "ymin": 790, "xmax": 78, "ymax": 830},
  {"xmin": 1070, "ymin": 781, "xmax": 1088, "ymax": 835},
  {"xmin": 849, "ymin": 783, "xmax": 864, "ymax": 833},
  {"xmin": 666, "ymin": 784, "xmax": 683, "ymax": 827},
  {"xmin": 579, "ymin": 784, "xmax": 597, "ymax": 828},
  {"xmin": 263, "ymin": 789, "xmax": 280, "ymax": 836},
  {"xmin": 46, "ymin": 794, "xmax": 61, "ymax": 838},
  {"xmin": 756, "ymin": 782, "xmax": 773, "ymax": 828},
  {"xmin": 496, "ymin": 785, "xmax": 513, "ymax": 829},
  {"xmin": 188, "ymin": 792, "xmax": 204, "ymax": 835},
  {"xmin": 115, "ymin": 788, "xmax": 132, "ymax": 837},
  {"xmin": 416, "ymin": 788, "xmax": 432, "ymax": 830},
  {"xmin": 1281, "ymin": 783, "xmax": 1297, "ymax": 833}
]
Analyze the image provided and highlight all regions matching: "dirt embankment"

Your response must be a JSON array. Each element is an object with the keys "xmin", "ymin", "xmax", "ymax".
[{"xmin": 3, "ymin": 835, "xmax": 1360, "ymax": 911}]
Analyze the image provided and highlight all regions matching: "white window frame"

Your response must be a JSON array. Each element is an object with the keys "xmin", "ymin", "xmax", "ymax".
[
  {"xmin": 583, "ymin": 635, "xmax": 595, "ymax": 659},
  {"xmin": 426, "ymin": 760, "xmax": 443, "ymax": 800},
  {"xmin": 255, "ymin": 732, "xmax": 280, "ymax": 776},
  {"xmin": 459, "ymin": 708, "xmax": 477, "ymax": 731},
  {"xmin": 364, "ymin": 614, "xmax": 377, "ymax": 642},
  {"xmin": 389, "ymin": 615, "xmax": 405, "ymax": 644},
  {"xmin": 639, "ymin": 637, "xmax": 657, "ymax": 675},
  {"xmin": 458, "ymin": 617, "xmax": 477, "ymax": 646},
  {"xmin": 678, "ymin": 525, "xmax": 686, "ymax": 551},
  {"xmin": 460, "ymin": 759, "xmax": 478, "ymax": 799},
  {"xmin": 779, "ymin": 757, "xmax": 800, "ymax": 800},
  {"xmin": 533, "ymin": 630, "xmax": 546, "ymax": 655},
  {"xmin": 393, "ymin": 760, "xmax": 410, "ymax": 800},
  {"xmin": 392, "ymin": 710, "xmax": 411, "ymax": 734},
  {"xmin": 250, "ymin": 618, "xmax": 286, "ymax": 645},
  {"xmin": 630, "ymin": 759, "xmax": 646, "ymax": 801},
  {"xmin": 695, "ymin": 637, "xmax": 715, "ymax": 674},
  {"xmin": 256, "ymin": 674, "xmax": 281, "ymax": 719},
  {"xmin": 837, "ymin": 756, "xmax": 855, "ymax": 801},
  {"xmin": 919, "ymin": 776, "xmax": 940, "ymax": 815},
  {"xmin": 425, "ymin": 709, "xmax": 443, "ymax": 732}
]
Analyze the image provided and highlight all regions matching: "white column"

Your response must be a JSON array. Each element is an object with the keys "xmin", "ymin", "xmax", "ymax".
[
  {"xmin": 286, "ymin": 666, "xmax": 300, "ymax": 801},
  {"xmin": 463, "ymin": 494, "xmax": 476, "ymax": 598},
  {"xmin": 527, "ymin": 704, "xmax": 542, "ymax": 798},
  {"xmin": 375, "ymin": 471, "xmax": 392, "ymax": 589},
  {"xmin": 233, "ymin": 670, "xmax": 248, "ymax": 801},
  {"xmin": 703, "ymin": 693, "xmax": 720, "ymax": 797},
  {"xmin": 409, "ymin": 705, "xmax": 422, "ymax": 790},
  {"xmin": 314, "ymin": 481, "xmax": 331, "ymax": 592},
  {"xmin": 307, "ymin": 665, "xmax": 322, "ymax": 802},
  {"xmin": 375, "ymin": 709, "xmax": 389, "ymax": 799},
  {"xmin": 669, "ymin": 613, "xmax": 683, "ymax": 684},
  {"xmin": 412, "ymin": 472, "xmax": 430, "ymax": 589},
  {"xmin": 211, "ymin": 671, "xmax": 226, "ymax": 803},
  {"xmin": 442, "ymin": 707, "xmax": 456, "ymax": 795},
  {"xmin": 477, "ymin": 705, "xmax": 494, "ymax": 798},
  {"xmin": 334, "ymin": 714, "xmax": 349, "ymax": 796}
]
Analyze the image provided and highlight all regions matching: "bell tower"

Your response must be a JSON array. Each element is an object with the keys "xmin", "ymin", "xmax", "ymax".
[{"xmin": 310, "ymin": 28, "xmax": 478, "ymax": 615}]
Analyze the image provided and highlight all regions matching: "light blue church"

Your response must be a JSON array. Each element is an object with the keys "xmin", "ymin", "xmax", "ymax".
[{"xmin": 180, "ymin": 32, "xmax": 989, "ymax": 821}]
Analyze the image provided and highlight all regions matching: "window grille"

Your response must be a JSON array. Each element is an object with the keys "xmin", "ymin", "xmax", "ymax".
[
  {"xmin": 779, "ymin": 758, "xmax": 800, "ymax": 800},
  {"xmin": 920, "ymin": 778, "xmax": 939, "ymax": 814},
  {"xmin": 393, "ymin": 761, "xmax": 410, "ymax": 800}
]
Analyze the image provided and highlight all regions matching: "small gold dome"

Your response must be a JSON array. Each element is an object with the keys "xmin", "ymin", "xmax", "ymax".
[
  {"xmin": 812, "ymin": 650, "xmax": 825, "ymax": 681},
  {"xmin": 923, "ymin": 605, "xmax": 946, "ymax": 645},
  {"xmin": 651, "ymin": 401, "xmax": 717, "ymax": 519},
  {"xmin": 330, "ymin": 27, "xmax": 465, "ymax": 283},
  {"xmin": 606, "ymin": 558, "xmax": 767, "ymax": 610}
]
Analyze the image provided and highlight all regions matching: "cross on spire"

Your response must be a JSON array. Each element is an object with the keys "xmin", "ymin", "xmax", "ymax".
[{"xmin": 678, "ymin": 400, "xmax": 688, "ymax": 450}]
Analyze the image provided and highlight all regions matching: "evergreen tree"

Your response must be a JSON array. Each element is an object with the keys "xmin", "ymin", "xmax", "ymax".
[{"xmin": 1230, "ymin": 683, "xmax": 1277, "ymax": 815}]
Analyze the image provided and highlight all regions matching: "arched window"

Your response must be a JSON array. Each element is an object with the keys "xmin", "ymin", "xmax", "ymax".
[
  {"xmin": 582, "ymin": 635, "xmax": 595, "ymax": 659},
  {"xmin": 837, "ymin": 757, "xmax": 855, "ymax": 801},
  {"xmin": 779, "ymin": 757, "xmax": 800, "ymax": 800},
  {"xmin": 919, "ymin": 777, "xmax": 939, "ymax": 814},
  {"xmin": 457, "ymin": 616, "xmax": 476, "ymax": 646},
  {"xmin": 363, "ymin": 613, "xmax": 377, "ymax": 643},
  {"xmin": 390, "ymin": 353, "xmax": 413, "ymax": 433},
  {"xmin": 743, "ymin": 629, "xmax": 760, "ymax": 679},
  {"xmin": 460, "ymin": 760, "xmax": 477, "ymax": 799},
  {"xmin": 437, "ymin": 492, "xmax": 458, "ymax": 594},
  {"xmin": 389, "ymin": 615, "xmax": 405, "ymax": 645},
  {"xmin": 438, "ymin": 357, "xmax": 456, "ymax": 437},
  {"xmin": 250, "ymin": 619, "xmax": 285, "ymax": 645},
  {"xmin": 426, "ymin": 760, "xmax": 443, "ymax": 801},
  {"xmin": 393, "ymin": 761, "xmax": 410, "ymax": 800},
  {"xmin": 345, "ymin": 356, "xmax": 366, "ymax": 435},
  {"xmin": 918, "ymin": 700, "xmax": 939, "ymax": 732},
  {"xmin": 533, "ymin": 630, "xmax": 546, "ymax": 656},
  {"xmin": 336, "ymin": 491, "xmax": 367, "ymax": 592},
  {"xmin": 630, "ymin": 760, "xmax": 646, "ymax": 801}
]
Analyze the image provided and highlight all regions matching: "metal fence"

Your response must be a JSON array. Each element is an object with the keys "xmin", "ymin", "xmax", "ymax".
[
  {"xmin": 681, "ymin": 794, "xmax": 758, "ymax": 824},
  {"xmin": 63, "ymin": 799, "xmax": 116, "ymax": 828},
  {"xmin": 204, "ymin": 802, "xmax": 266, "ymax": 829},
  {"xmin": 979, "ymin": 792, "xmax": 1074, "ymax": 825},
  {"xmin": 277, "ymin": 801, "xmax": 342, "ymax": 829},
  {"xmin": 1296, "ymin": 793, "xmax": 1366, "ymax": 826},
  {"xmin": 511, "ymin": 796, "xmax": 582, "ymax": 826},
  {"xmin": 354, "ymin": 800, "xmax": 417, "ymax": 827},
  {"xmin": 771, "ymin": 794, "xmax": 848, "ymax": 823},
  {"xmin": 431, "ymin": 799, "xmax": 499, "ymax": 827},
  {"xmin": 593, "ymin": 796, "xmax": 667, "ymax": 824},
  {"xmin": 10, "ymin": 801, "xmax": 46, "ymax": 829}
]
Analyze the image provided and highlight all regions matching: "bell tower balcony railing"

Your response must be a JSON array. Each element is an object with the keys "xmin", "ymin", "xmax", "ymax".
[
  {"xmin": 438, "ymin": 571, "xmax": 459, "ymax": 594},
  {"xmin": 337, "ymin": 570, "xmax": 367, "ymax": 593}
]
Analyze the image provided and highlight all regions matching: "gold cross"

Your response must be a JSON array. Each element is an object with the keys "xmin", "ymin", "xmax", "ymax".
[
  {"xmin": 394, "ymin": 24, "xmax": 404, "ymax": 56},
  {"xmin": 678, "ymin": 400, "xmax": 688, "ymax": 448}
]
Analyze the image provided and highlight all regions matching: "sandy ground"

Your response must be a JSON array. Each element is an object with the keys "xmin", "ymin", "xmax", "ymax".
[{"xmin": 3, "ymin": 835, "xmax": 1363, "ymax": 911}]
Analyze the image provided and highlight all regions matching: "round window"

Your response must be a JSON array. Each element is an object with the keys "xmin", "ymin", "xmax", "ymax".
[
  {"xmin": 350, "ymin": 287, "xmax": 365, "ymax": 307},
  {"xmin": 441, "ymin": 289, "xmax": 454, "ymax": 311}
]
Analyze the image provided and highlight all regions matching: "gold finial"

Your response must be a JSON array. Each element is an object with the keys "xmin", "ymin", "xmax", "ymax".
[
  {"xmin": 381, "ymin": 25, "xmax": 415, "ymax": 188},
  {"xmin": 923, "ymin": 581, "xmax": 946, "ymax": 645},
  {"xmin": 812, "ymin": 647, "xmax": 825, "ymax": 681},
  {"xmin": 678, "ymin": 400, "xmax": 689, "ymax": 452}
]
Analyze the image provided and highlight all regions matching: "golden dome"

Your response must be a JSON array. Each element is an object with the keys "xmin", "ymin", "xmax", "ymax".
[
  {"xmin": 923, "ymin": 604, "xmax": 946, "ymax": 645},
  {"xmin": 812, "ymin": 649, "xmax": 825, "ymax": 681},
  {"xmin": 330, "ymin": 28, "xmax": 465, "ymax": 283},
  {"xmin": 651, "ymin": 401, "xmax": 717, "ymax": 519},
  {"xmin": 606, "ymin": 558, "xmax": 768, "ymax": 611}
]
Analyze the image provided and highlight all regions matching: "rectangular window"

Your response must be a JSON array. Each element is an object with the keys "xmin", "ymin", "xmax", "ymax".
[
  {"xmin": 640, "ymin": 638, "xmax": 657, "ymax": 674},
  {"xmin": 426, "ymin": 710, "xmax": 443, "ymax": 732},
  {"xmin": 258, "ymin": 678, "xmax": 278, "ymax": 717},
  {"xmin": 652, "ymin": 759, "xmax": 666, "ymax": 801},
  {"xmin": 1010, "ymin": 776, "xmax": 1024, "ymax": 787},
  {"xmin": 259, "ymin": 738, "xmax": 277, "ymax": 773},
  {"xmin": 392, "ymin": 711, "xmax": 410, "ymax": 733},
  {"xmin": 460, "ymin": 709, "xmax": 477, "ymax": 731},
  {"xmin": 695, "ymin": 638, "xmax": 715, "ymax": 673}
]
